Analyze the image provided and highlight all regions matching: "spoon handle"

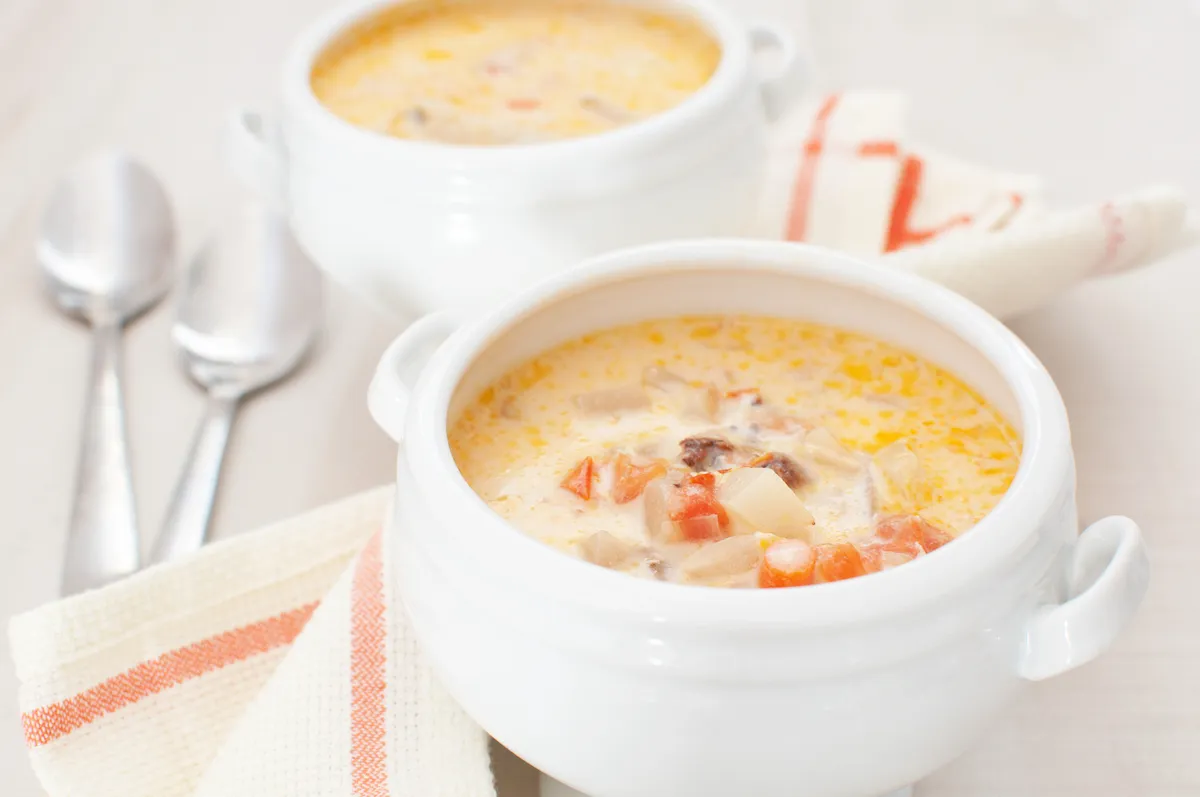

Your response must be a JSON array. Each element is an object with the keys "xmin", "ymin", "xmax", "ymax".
[
  {"xmin": 61, "ymin": 322, "xmax": 140, "ymax": 595},
  {"xmin": 150, "ymin": 393, "xmax": 239, "ymax": 565}
]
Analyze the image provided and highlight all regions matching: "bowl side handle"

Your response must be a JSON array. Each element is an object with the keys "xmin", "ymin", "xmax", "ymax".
[
  {"xmin": 747, "ymin": 22, "xmax": 807, "ymax": 123},
  {"xmin": 224, "ymin": 108, "xmax": 287, "ymax": 208},
  {"xmin": 368, "ymin": 312, "xmax": 458, "ymax": 443},
  {"xmin": 1019, "ymin": 515, "xmax": 1150, "ymax": 681}
]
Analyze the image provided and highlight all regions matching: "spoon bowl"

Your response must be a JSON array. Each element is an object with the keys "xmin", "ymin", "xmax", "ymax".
[
  {"xmin": 173, "ymin": 204, "xmax": 322, "ymax": 399},
  {"xmin": 149, "ymin": 200, "xmax": 322, "ymax": 564},
  {"xmin": 40, "ymin": 154, "xmax": 174, "ymax": 325},
  {"xmin": 39, "ymin": 153, "xmax": 176, "ymax": 595}
]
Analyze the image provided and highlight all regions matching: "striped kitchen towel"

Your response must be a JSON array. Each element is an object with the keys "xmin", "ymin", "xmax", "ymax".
[
  {"xmin": 8, "ymin": 91, "xmax": 1196, "ymax": 797},
  {"xmin": 761, "ymin": 91, "xmax": 1196, "ymax": 319},
  {"xmin": 10, "ymin": 487, "xmax": 493, "ymax": 797}
]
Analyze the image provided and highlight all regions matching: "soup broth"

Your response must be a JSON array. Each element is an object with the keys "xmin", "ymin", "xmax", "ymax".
[
  {"xmin": 449, "ymin": 316, "xmax": 1021, "ymax": 588},
  {"xmin": 311, "ymin": 0, "xmax": 721, "ymax": 145}
]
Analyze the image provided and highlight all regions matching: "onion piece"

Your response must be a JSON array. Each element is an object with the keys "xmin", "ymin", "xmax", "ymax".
[
  {"xmin": 642, "ymin": 365, "xmax": 686, "ymax": 389},
  {"xmin": 643, "ymin": 477, "xmax": 674, "ymax": 540},
  {"xmin": 804, "ymin": 427, "xmax": 862, "ymax": 471},
  {"xmin": 580, "ymin": 93, "xmax": 636, "ymax": 124},
  {"xmin": 572, "ymin": 385, "xmax": 650, "ymax": 416},
  {"xmin": 804, "ymin": 468, "xmax": 876, "ymax": 539},
  {"xmin": 686, "ymin": 383, "xmax": 722, "ymax": 422},
  {"xmin": 578, "ymin": 531, "xmax": 639, "ymax": 569},
  {"xmin": 879, "ymin": 550, "xmax": 915, "ymax": 570},
  {"xmin": 873, "ymin": 441, "xmax": 922, "ymax": 504},
  {"xmin": 642, "ymin": 366, "xmax": 720, "ymax": 422},
  {"xmin": 717, "ymin": 467, "xmax": 814, "ymax": 540},
  {"xmin": 678, "ymin": 535, "xmax": 765, "ymax": 582}
]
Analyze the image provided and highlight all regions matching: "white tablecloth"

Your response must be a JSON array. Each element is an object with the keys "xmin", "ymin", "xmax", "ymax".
[{"xmin": 1, "ymin": 0, "xmax": 1197, "ymax": 794}]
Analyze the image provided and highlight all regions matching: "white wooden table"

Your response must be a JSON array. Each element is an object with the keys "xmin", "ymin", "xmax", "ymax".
[{"xmin": 1, "ymin": 1, "xmax": 1197, "ymax": 794}]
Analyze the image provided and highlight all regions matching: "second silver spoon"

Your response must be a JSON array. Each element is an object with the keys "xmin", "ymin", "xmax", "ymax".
[{"xmin": 149, "ymin": 201, "xmax": 322, "ymax": 564}]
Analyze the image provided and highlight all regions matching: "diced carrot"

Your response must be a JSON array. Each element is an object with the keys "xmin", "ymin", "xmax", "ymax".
[
  {"xmin": 724, "ymin": 387, "xmax": 763, "ymax": 405},
  {"xmin": 920, "ymin": 524, "xmax": 953, "ymax": 552},
  {"xmin": 875, "ymin": 514, "xmax": 952, "ymax": 555},
  {"xmin": 858, "ymin": 544, "xmax": 883, "ymax": 574},
  {"xmin": 679, "ymin": 513, "xmax": 724, "ymax": 541},
  {"xmin": 611, "ymin": 454, "xmax": 668, "ymax": 504},
  {"xmin": 560, "ymin": 457, "xmax": 594, "ymax": 500},
  {"xmin": 857, "ymin": 544, "xmax": 916, "ymax": 574},
  {"xmin": 758, "ymin": 540, "xmax": 816, "ymax": 588},
  {"xmin": 670, "ymin": 473, "xmax": 729, "ymax": 530},
  {"xmin": 813, "ymin": 543, "xmax": 868, "ymax": 583},
  {"xmin": 506, "ymin": 97, "xmax": 541, "ymax": 111}
]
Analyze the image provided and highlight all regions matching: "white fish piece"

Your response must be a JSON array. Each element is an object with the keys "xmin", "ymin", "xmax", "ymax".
[{"xmin": 805, "ymin": 468, "xmax": 877, "ymax": 541}]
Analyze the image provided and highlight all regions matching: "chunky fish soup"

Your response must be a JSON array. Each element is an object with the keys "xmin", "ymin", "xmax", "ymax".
[
  {"xmin": 311, "ymin": 0, "xmax": 720, "ymax": 145},
  {"xmin": 449, "ymin": 316, "xmax": 1021, "ymax": 588}
]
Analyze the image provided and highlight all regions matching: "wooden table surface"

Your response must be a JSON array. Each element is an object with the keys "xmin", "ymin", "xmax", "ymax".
[{"xmin": 1, "ymin": 1, "xmax": 1197, "ymax": 794}]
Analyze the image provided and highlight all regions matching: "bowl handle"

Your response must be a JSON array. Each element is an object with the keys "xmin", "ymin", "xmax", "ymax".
[
  {"xmin": 223, "ymin": 109, "xmax": 286, "ymax": 208},
  {"xmin": 368, "ymin": 312, "xmax": 458, "ymax": 444},
  {"xmin": 747, "ymin": 22, "xmax": 807, "ymax": 123},
  {"xmin": 1019, "ymin": 516, "xmax": 1150, "ymax": 681}
]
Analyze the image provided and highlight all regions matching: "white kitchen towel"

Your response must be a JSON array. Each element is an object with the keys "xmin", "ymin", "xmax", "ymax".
[
  {"xmin": 9, "ymin": 90, "xmax": 1196, "ymax": 797},
  {"xmin": 8, "ymin": 488, "xmax": 490, "ymax": 797},
  {"xmin": 762, "ymin": 92, "xmax": 1195, "ymax": 319}
]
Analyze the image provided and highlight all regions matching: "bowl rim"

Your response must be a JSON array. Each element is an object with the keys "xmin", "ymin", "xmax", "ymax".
[
  {"xmin": 401, "ymin": 239, "xmax": 1073, "ymax": 627},
  {"xmin": 280, "ymin": 0, "xmax": 754, "ymax": 165}
]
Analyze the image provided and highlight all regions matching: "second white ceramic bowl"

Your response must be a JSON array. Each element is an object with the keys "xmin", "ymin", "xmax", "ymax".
[
  {"xmin": 226, "ymin": 0, "xmax": 805, "ymax": 318},
  {"xmin": 369, "ymin": 240, "xmax": 1149, "ymax": 797}
]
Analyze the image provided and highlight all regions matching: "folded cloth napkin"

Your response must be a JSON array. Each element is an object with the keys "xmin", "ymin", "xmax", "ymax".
[
  {"xmin": 12, "ymin": 488, "xmax": 494, "ymax": 797},
  {"xmin": 10, "ymin": 91, "xmax": 1197, "ymax": 797},
  {"xmin": 761, "ymin": 92, "xmax": 1197, "ymax": 318}
]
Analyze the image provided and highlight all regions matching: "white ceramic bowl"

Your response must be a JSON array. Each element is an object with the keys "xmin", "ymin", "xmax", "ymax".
[
  {"xmin": 368, "ymin": 240, "xmax": 1149, "ymax": 797},
  {"xmin": 225, "ymin": 0, "xmax": 805, "ymax": 318}
]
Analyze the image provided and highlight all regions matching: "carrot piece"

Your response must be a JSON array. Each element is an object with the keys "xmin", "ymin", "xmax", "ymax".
[
  {"xmin": 724, "ymin": 387, "xmax": 763, "ymax": 405},
  {"xmin": 560, "ymin": 457, "xmax": 595, "ymax": 501},
  {"xmin": 920, "ymin": 523, "xmax": 953, "ymax": 552},
  {"xmin": 759, "ymin": 540, "xmax": 816, "ymax": 588},
  {"xmin": 506, "ymin": 97, "xmax": 541, "ymax": 111},
  {"xmin": 875, "ymin": 514, "xmax": 952, "ymax": 555},
  {"xmin": 813, "ymin": 543, "xmax": 868, "ymax": 583},
  {"xmin": 611, "ymin": 454, "xmax": 668, "ymax": 504},
  {"xmin": 679, "ymin": 513, "xmax": 724, "ymax": 541},
  {"xmin": 670, "ymin": 473, "xmax": 729, "ymax": 530},
  {"xmin": 858, "ymin": 545, "xmax": 883, "ymax": 574}
]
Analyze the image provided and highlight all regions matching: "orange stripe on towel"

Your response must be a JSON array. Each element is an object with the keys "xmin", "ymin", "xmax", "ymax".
[
  {"xmin": 21, "ymin": 602, "xmax": 318, "ymax": 748},
  {"xmin": 351, "ymin": 532, "xmax": 388, "ymax": 797},
  {"xmin": 785, "ymin": 93, "xmax": 841, "ymax": 241},
  {"xmin": 885, "ymin": 155, "xmax": 974, "ymax": 252},
  {"xmin": 857, "ymin": 140, "xmax": 899, "ymax": 157}
]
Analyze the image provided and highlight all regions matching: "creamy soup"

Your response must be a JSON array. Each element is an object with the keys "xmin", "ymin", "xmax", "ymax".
[
  {"xmin": 310, "ymin": 0, "xmax": 720, "ymax": 145},
  {"xmin": 449, "ymin": 316, "xmax": 1021, "ymax": 588}
]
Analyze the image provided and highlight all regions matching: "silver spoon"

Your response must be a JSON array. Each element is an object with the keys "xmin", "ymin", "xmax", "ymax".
[
  {"xmin": 148, "ymin": 200, "xmax": 322, "ymax": 564},
  {"xmin": 39, "ymin": 153, "xmax": 176, "ymax": 595}
]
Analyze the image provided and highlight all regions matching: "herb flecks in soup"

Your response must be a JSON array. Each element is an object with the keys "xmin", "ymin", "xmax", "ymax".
[
  {"xmin": 449, "ymin": 316, "xmax": 1021, "ymax": 588},
  {"xmin": 310, "ymin": 0, "xmax": 720, "ymax": 145}
]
